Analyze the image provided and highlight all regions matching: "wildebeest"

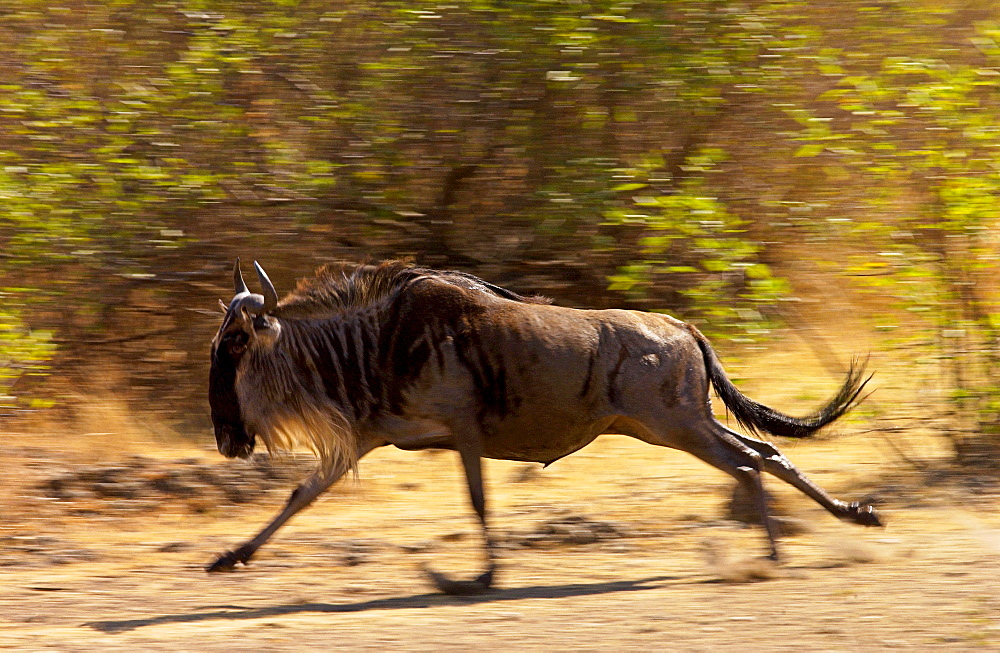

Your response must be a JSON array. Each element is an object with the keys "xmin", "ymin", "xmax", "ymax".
[{"xmin": 208, "ymin": 258, "xmax": 880, "ymax": 593}]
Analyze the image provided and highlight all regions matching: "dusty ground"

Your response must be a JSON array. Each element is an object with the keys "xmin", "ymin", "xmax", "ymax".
[{"xmin": 4, "ymin": 413, "xmax": 1000, "ymax": 651}]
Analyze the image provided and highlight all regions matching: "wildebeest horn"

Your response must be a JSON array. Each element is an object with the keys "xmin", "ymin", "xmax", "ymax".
[
  {"xmin": 254, "ymin": 261, "xmax": 278, "ymax": 313},
  {"xmin": 227, "ymin": 257, "xmax": 266, "ymax": 315},
  {"xmin": 233, "ymin": 257, "xmax": 249, "ymax": 294}
]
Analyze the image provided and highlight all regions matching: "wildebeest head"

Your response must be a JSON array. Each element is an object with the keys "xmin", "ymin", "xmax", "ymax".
[{"xmin": 209, "ymin": 258, "xmax": 280, "ymax": 459}]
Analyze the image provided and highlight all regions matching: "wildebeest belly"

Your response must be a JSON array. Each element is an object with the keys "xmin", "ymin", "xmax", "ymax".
[{"xmin": 480, "ymin": 410, "xmax": 616, "ymax": 465}]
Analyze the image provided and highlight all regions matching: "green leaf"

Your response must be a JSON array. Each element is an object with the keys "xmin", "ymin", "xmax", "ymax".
[
  {"xmin": 612, "ymin": 182, "xmax": 648, "ymax": 192},
  {"xmin": 794, "ymin": 143, "xmax": 826, "ymax": 157}
]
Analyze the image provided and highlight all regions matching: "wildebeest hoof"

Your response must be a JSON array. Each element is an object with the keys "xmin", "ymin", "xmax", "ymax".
[
  {"xmin": 422, "ymin": 563, "xmax": 495, "ymax": 595},
  {"xmin": 846, "ymin": 502, "xmax": 883, "ymax": 527},
  {"xmin": 206, "ymin": 548, "xmax": 251, "ymax": 572}
]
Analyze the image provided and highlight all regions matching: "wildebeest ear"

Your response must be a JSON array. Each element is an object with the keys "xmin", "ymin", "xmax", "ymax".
[
  {"xmin": 236, "ymin": 307, "xmax": 256, "ymax": 338},
  {"xmin": 218, "ymin": 299, "xmax": 228, "ymax": 314}
]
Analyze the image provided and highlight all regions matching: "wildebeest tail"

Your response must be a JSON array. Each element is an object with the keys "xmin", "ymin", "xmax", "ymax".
[{"xmin": 688, "ymin": 325, "xmax": 871, "ymax": 438}]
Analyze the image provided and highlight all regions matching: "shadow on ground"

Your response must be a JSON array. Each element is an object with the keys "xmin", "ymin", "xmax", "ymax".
[{"xmin": 85, "ymin": 575, "xmax": 675, "ymax": 633}]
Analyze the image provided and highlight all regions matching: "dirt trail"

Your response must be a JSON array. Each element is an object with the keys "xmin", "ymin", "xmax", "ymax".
[{"xmin": 4, "ymin": 426, "xmax": 1000, "ymax": 650}]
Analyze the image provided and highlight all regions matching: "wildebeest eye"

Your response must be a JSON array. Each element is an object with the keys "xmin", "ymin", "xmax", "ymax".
[{"xmin": 222, "ymin": 330, "xmax": 250, "ymax": 355}]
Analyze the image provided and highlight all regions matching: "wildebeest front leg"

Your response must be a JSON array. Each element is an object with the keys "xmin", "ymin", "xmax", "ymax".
[
  {"xmin": 424, "ymin": 443, "xmax": 497, "ymax": 595},
  {"xmin": 206, "ymin": 465, "xmax": 347, "ymax": 572}
]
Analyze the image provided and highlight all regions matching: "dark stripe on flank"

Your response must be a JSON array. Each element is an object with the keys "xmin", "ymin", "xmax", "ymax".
[
  {"xmin": 453, "ymin": 327, "xmax": 511, "ymax": 421},
  {"xmin": 606, "ymin": 343, "xmax": 631, "ymax": 405},
  {"xmin": 580, "ymin": 349, "xmax": 597, "ymax": 400}
]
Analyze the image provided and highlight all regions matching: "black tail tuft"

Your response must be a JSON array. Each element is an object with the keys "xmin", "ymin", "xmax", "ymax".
[{"xmin": 690, "ymin": 325, "xmax": 871, "ymax": 438}]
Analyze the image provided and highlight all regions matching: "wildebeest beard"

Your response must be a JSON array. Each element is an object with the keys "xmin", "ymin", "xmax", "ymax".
[
  {"xmin": 209, "ymin": 317, "xmax": 360, "ymax": 475},
  {"xmin": 233, "ymin": 330, "xmax": 358, "ymax": 476}
]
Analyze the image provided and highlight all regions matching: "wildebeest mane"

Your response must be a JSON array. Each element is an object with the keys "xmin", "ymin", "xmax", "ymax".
[{"xmin": 275, "ymin": 259, "xmax": 548, "ymax": 319}]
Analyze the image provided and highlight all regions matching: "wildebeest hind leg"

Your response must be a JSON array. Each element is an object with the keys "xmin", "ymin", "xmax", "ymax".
[
  {"xmin": 692, "ymin": 432, "xmax": 783, "ymax": 559},
  {"xmin": 423, "ymin": 441, "xmax": 497, "ymax": 595},
  {"xmin": 726, "ymin": 428, "xmax": 882, "ymax": 528},
  {"xmin": 206, "ymin": 463, "xmax": 349, "ymax": 572},
  {"xmin": 628, "ymin": 417, "xmax": 783, "ymax": 560}
]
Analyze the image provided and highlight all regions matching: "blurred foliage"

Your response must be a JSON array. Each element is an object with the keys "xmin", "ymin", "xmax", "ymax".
[
  {"xmin": 604, "ymin": 148, "xmax": 789, "ymax": 337},
  {"xmin": 0, "ymin": 0, "xmax": 998, "ymax": 449},
  {"xmin": 0, "ymin": 303, "xmax": 54, "ymax": 410},
  {"xmin": 791, "ymin": 12, "xmax": 1000, "ymax": 450}
]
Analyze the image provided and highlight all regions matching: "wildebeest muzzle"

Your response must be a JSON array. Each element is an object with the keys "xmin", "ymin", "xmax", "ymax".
[{"xmin": 215, "ymin": 421, "xmax": 255, "ymax": 459}]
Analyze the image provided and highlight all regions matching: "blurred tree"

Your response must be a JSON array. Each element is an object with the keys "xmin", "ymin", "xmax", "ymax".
[{"xmin": 0, "ymin": 0, "xmax": 997, "ymax": 454}]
